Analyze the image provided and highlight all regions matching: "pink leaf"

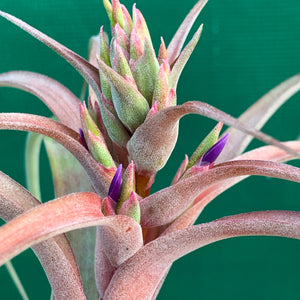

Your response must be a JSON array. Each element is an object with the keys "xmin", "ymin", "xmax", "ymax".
[
  {"xmin": 127, "ymin": 100, "xmax": 300, "ymax": 174},
  {"xmin": 44, "ymin": 137, "xmax": 99, "ymax": 299},
  {"xmin": 95, "ymin": 229, "xmax": 116, "ymax": 298},
  {"xmin": 0, "ymin": 113, "xmax": 112, "ymax": 197},
  {"xmin": 0, "ymin": 10, "xmax": 101, "ymax": 100},
  {"xmin": 165, "ymin": 141, "xmax": 300, "ymax": 234},
  {"xmin": 167, "ymin": 0, "xmax": 208, "ymax": 65},
  {"xmin": 0, "ymin": 71, "xmax": 81, "ymax": 131},
  {"xmin": 105, "ymin": 211, "xmax": 300, "ymax": 299},
  {"xmin": 169, "ymin": 25, "xmax": 203, "ymax": 90},
  {"xmin": 140, "ymin": 160, "xmax": 300, "ymax": 227},
  {"xmin": 0, "ymin": 171, "xmax": 85, "ymax": 299},
  {"xmin": 0, "ymin": 192, "xmax": 143, "ymax": 268},
  {"xmin": 217, "ymin": 74, "xmax": 300, "ymax": 162}
]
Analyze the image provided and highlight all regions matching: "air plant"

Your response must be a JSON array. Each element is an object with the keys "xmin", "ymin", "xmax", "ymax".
[{"xmin": 0, "ymin": 0, "xmax": 299, "ymax": 299}]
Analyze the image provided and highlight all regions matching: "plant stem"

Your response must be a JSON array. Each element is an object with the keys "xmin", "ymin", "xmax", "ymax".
[{"xmin": 5, "ymin": 260, "xmax": 29, "ymax": 300}]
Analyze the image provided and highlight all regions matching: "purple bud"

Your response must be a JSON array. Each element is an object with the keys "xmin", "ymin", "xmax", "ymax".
[
  {"xmin": 108, "ymin": 164, "xmax": 123, "ymax": 202},
  {"xmin": 199, "ymin": 133, "xmax": 229, "ymax": 166},
  {"xmin": 79, "ymin": 128, "xmax": 88, "ymax": 150}
]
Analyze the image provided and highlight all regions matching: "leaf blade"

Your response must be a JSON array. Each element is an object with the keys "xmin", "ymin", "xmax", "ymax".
[
  {"xmin": 106, "ymin": 210, "xmax": 300, "ymax": 299},
  {"xmin": 167, "ymin": 0, "xmax": 208, "ymax": 65},
  {"xmin": 164, "ymin": 141, "xmax": 300, "ymax": 234},
  {"xmin": 0, "ymin": 71, "xmax": 81, "ymax": 131},
  {"xmin": 140, "ymin": 160, "xmax": 300, "ymax": 227},
  {"xmin": 0, "ymin": 113, "xmax": 112, "ymax": 197},
  {"xmin": 217, "ymin": 74, "xmax": 300, "ymax": 162},
  {"xmin": 0, "ymin": 192, "xmax": 143, "ymax": 269},
  {"xmin": 0, "ymin": 171, "xmax": 86, "ymax": 300},
  {"xmin": 0, "ymin": 11, "xmax": 101, "ymax": 100}
]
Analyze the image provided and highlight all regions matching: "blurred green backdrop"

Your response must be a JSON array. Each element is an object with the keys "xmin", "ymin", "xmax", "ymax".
[{"xmin": 0, "ymin": 0, "xmax": 300, "ymax": 299}]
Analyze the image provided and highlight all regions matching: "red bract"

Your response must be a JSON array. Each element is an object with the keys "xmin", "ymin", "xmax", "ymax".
[{"xmin": 0, "ymin": 0, "xmax": 300, "ymax": 299}]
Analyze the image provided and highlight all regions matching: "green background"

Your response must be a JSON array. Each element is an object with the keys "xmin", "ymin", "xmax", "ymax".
[{"xmin": 0, "ymin": 0, "xmax": 300, "ymax": 299}]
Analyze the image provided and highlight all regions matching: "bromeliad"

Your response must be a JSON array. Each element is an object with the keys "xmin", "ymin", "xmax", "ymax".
[{"xmin": 0, "ymin": 0, "xmax": 300, "ymax": 299}]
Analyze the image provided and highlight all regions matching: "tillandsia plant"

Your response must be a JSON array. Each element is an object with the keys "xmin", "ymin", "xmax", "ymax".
[{"xmin": 0, "ymin": 0, "xmax": 300, "ymax": 299}]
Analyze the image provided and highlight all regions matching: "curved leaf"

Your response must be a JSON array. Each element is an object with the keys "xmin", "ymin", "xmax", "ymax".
[
  {"xmin": 140, "ymin": 160, "xmax": 300, "ymax": 227},
  {"xmin": 169, "ymin": 25, "xmax": 203, "ymax": 90},
  {"xmin": 0, "ymin": 171, "xmax": 85, "ymax": 300},
  {"xmin": 25, "ymin": 132, "xmax": 43, "ymax": 200},
  {"xmin": 167, "ymin": 0, "xmax": 208, "ymax": 65},
  {"xmin": 164, "ymin": 141, "xmax": 300, "ymax": 234},
  {"xmin": 0, "ymin": 71, "xmax": 81, "ymax": 131},
  {"xmin": 128, "ymin": 101, "xmax": 300, "ymax": 174},
  {"xmin": 217, "ymin": 74, "xmax": 300, "ymax": 162},
  {"xmin": 0, "ymin": 11, "xmax": 101, "ymax": 100},
  {"xmin": 0, "ymin": 113, "xmax": 112, "ymax": 197},
  {"xmin": 0, "ymin": 192, "xmax": 143, "ymax": 269},
  {"xmin": 105, "ymin": 211, "xmax": 300, "ymax": 299},
  {"xmin": 94, "ymin": 228, "xmax": 116, "ymax": 299},
  {"xmin": 44, "ymin": 136, "xmax": 99, "ymax": 300}
]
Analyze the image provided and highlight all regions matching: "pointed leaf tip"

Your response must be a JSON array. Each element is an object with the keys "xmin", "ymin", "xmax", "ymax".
[
  {"xmin": 108, "ymin": 164, "xmax": 123, "ymax": 202},
  {"xmin": 199, "ymin": 133, "xmax": 229, "ymax": 166}
]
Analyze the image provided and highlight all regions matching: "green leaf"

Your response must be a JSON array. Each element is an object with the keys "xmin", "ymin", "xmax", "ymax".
[
  {"xmin": 44, "ymin": 136, "xmax": 98, "ymax": 299},
  {"xmin": 132, "ymin": 38, "xmax": 160, "ymax": 103},
  {"xmin": 25, "ymin": 132, "xmax": 43, "ymax": 200}
]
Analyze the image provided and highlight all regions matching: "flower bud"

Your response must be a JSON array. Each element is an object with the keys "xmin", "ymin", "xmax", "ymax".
[
  {"xmin": 99, "ymin": 94, "xmax": 130, "ymax": 147},
  {"xmin": 102, "ymin": 196, "xmax": 116, "ymax": 216},
  {"xmin": 108, "ymin": 164, "xmax": 123, "ymax": 202},
  {"xmin": 117, "ymin": 161, "xmax": 136, "ymax": 211},
  {"xmin": 132, "ymin": 37, "xmax": 159, "ymax": 103},
  {"xmin": 198, "ymin": 133, "xmax": 229, "ymax": 166},
  {"xmin": 88, "ymin": 131, "xmax": 115, "ymax": 168},
  {"xmin": 98, "ymin": 57, "xmax": 150, "ymax": 132},
  {"xmin": 118, "ymin": 191, "xmax": 141, "ymax": 223},
  {"xmin": 187, "ymin": 122, "xmax": 223, "ymax": 169}
]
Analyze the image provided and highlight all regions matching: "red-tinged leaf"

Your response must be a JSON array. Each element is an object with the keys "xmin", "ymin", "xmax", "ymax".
[
  {"xmin": 0, "ymin": 11, "xmax": 102, "ymax": 100},
  {"xmin": 0, "ymin": 113, "xmax": 112, "ymax": 197},
  {"xmin": 158, "ymin": 37, "xmax": 167, "ymax": 64},
  {"xmin": 217, "ymin": 74, "xmax": 300, "ymax": 163},
  {"xmin": 0, "ymin": 171, "xmax": 85, "ymax": 300},
  {"xmin": 167, "ymin": 0, "xmax": 208, "ymax": 65},
  {"xmin": 44, "ymin": 136, "xmax": 99, "ymax": 299},
  {"xmin": 171, "ymin": 154, "xmax": 189, "ymax": 185},
  {"xmin": 169, "ymin": 25, "xmax": 203, "ymax": 90},
  {"xmin": 127, "ymin": 101, "xmax": 300, "ymax": 174},
  {"xmin": 106, "ymin": 210, "xmax": 300, "ymax": 299},
  {"xmin": 0, "ymin": 192, "xmax": 102, "ymax": 266},
  {"xmin": 167, "ymin": 141, "xmax": 300, "ymax": 232},
  {"xmin": 0, "ymin": 171, "xmax": 41, "ymax": 220},
  {"xmin": 97, "ymin": 215, "xmax": 143, "ymax": 267},
  {"xmin": 95, "ymin": 228, "xmax": 116, "ymax": 298},
  {"xmin": 0, "ymin": 71, "xmax": 81, "ymax": 131},
  {"xmin": 132, "ymin": 4, "xmax": 151, "ymax": 43},
  {"xmin": 0, "ymin": 192, "xmax": 143, "ymax": 269},
  {"xmin": 140, "ymin": 160, "xmax": 300, "ymax": 227}
]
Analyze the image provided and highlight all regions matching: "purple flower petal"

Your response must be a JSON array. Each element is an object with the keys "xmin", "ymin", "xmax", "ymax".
[
  {"xmin": 199, "ymin": 133, "xmax": 229, "ymax": 166},
  {"xmin": 108, "ymin": 164, "xmax": 123, "ymax": 202},
  {"xmin": 79, "ymin": 128, "xmax": 88, "ymax": 150}
]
